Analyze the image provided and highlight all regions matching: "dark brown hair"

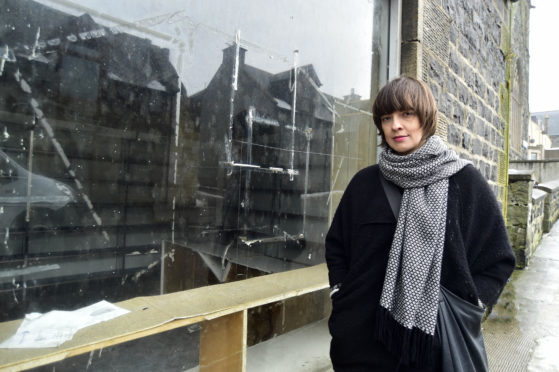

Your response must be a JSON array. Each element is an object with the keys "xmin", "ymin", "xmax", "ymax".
[{"xmin": 372, "ymin": 76, "xmax": 438, "ymax": 146}]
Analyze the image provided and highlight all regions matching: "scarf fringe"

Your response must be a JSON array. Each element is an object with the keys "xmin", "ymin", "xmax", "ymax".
[{"xmin": 374, "ymin": 306, "xmax": 435, "ymax": 367}]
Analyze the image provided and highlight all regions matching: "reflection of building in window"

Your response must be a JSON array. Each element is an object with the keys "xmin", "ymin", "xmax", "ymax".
[
  {"xmin": 59, "ymin": 54, "xmax": 100, "ymax": 101},
  {"xmin": 0, "ymin": 0, "xmax": 368, "ymax": 323},
  {"xmin": 185, "ymin": 45, "xmax": 335, "ymax": 272},
  {"xmin": 0, "ymin": 0, "xmax": 181, "ymax": 320}
]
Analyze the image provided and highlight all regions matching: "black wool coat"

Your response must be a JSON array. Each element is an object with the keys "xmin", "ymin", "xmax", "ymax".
[{"xmin": 325, "ymin": 164, "xmax": 515, "ymax": 371}]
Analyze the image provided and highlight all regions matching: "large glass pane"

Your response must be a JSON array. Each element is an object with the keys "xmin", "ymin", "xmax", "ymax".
[
  {"xmin": 0, "ymin": 0, "xmax": 380, "ymax": 321},
  {"xmin": 28, "ymin": 324, "xmax": 201, "ymax": 371}
]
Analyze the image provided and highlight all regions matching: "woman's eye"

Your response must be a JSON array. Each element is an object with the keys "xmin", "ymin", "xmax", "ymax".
[
  {"xmin": 404, "ymin": 111, "xmax": 415, "ymax": 117},
  {"xmin": 381, "ymin": 116, "xmax": 391, "ymax": 121}
]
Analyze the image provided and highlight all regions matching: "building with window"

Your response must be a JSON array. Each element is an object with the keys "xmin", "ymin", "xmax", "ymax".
[
  {"xmin": 527, "ymin": 116, "xmax": 552, "ymax": 160},
  {"xmin": 533, "ymin": 110, "xmax": 559, "ymax": 146}
]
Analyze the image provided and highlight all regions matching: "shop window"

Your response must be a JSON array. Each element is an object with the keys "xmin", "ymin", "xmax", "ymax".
[{"xmin": 0, "ymin": 0, "xmax": 396, "ymax": 328}]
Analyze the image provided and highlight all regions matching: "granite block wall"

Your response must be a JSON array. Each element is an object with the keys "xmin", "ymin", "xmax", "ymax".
[
  {"xmin": 506, "ymin": 170, "xmax": 547, "ymax": 268},
  {"xmin": 530, "ymin": 191, "xmax": 545, "ymax": 254},
  {"xmin": 535, "ymin": 180, "xmax": 559, "ymax": 233},
  {"xmin": 401, "ymin": 0, "xmax": 531, "ymax": 205}
]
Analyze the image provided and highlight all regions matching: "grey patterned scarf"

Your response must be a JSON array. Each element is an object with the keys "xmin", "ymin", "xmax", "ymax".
[{"xmin": 377, "ymin": 135, "xmax": 469, "ymax": 362}]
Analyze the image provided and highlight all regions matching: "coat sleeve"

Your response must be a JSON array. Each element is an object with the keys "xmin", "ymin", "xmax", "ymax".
[
  {"xmin": 460, "ymin": 166, "xmax": 516, "ymax": 306},
  {"xmin": 325, "ymin": 186, "xmax": 352, "ymax": 288}
]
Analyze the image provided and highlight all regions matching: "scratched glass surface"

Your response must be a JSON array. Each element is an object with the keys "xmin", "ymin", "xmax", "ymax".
[{"xmin": 0, "ymin": 0, "xmax": 378, "ymax": 322}]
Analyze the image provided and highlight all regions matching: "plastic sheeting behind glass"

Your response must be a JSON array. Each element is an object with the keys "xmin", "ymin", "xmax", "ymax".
[{"xmin": 0, "ymin": 0, "xmax": 382, "ymax": 323}]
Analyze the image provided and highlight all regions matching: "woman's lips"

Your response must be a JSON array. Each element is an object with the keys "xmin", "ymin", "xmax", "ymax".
[{"xmin": 393, "ymin": 136, "xmax": 408, "ymax": 142}]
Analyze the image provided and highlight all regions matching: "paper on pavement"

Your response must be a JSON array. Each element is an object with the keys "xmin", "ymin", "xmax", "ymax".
[{"xmin": 0, "ymin": 300, "xmax": 129, "ymax": 348}]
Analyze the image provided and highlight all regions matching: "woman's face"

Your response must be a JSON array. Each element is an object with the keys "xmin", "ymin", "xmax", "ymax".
[{"xmin": 381, "ymin": 110, "xmax": 425, "ymax": 155}]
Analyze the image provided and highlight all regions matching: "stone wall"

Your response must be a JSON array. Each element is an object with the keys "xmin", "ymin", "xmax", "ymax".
[
  {"xmin": 535, "ymin": 180, "xmax": 559, "ymax": 233},
  {"xmin": 508, "ymin": 0, "xmax": 531, "ymax": 160},
  {"xmin": 506, "ymin": 170, "xmax": 535, "ymax": 268},
  {"xmin": 530, "ymin": 189, "xmax": 546, "ymax": 254},
  {"xmin": 401, "ymin": 0, "xmax": 531, "ymax": 204},
  {"xmin": 506, "ymin": 169, "xmax": 559, "ymax": 268},
  {"xmin": 509, "ymin": 160, "xmax": 559, "ymax": 183}
]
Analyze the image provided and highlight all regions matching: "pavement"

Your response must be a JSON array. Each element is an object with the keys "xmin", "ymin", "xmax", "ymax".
[
  {"xmin": 246, "ymin": 318, "xmax": 333, "ymax": 372},
  {"xmin": 483, "ymin": 220, "xmax": 559, "ymax": 372},
  {"xmin": 246, "ymin": 221, "xmax": 559, "ymax": 372}
]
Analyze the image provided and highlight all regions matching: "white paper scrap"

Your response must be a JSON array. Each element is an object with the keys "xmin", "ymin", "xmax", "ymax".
[{"xmin": 0, "ymin": 300, "xmax": 130, "ymax": 348}]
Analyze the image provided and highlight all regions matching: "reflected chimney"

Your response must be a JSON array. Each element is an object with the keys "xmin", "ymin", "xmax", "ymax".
[
  {"xmin": 343, "ymin": 88, "xmax": 361, "ymax": 104},
  {"xmin": 545, "ymin": 114, "xmax": 549, "ymax": 134},
  {"xmin": 222, "ymin": 44, "xmax": 246, "ymax": 66}
]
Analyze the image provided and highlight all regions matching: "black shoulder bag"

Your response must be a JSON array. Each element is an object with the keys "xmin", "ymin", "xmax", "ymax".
[{"xmin": 379, "ymin": 173, "xmax": 489, "ymax": 372}]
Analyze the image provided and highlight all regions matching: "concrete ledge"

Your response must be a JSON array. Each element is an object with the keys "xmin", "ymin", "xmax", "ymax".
[
  {"xmin": 535, "ymin": 179, "xmax": 559, "ymax": 233},
  {"xmin": 0, "ymin": 264, "xmax": 329, "ymax": 371},
  {"xmin": 508, "ymin": 161, "xmax": 559, "ymax": 183},
  {"xmin": 510, "ymin": 159, "xmax": 559, "ymax": 164},
  {"xmin": 535, "ymin": 179, "xmax": 559, "ymax": 193},
  {"xmin": 509, "ymin": 168, "xmax": 533, "ymax": 181},
  {"xmin": 532, "ymin": 189, "xmax": 548, "ymax": 202}
]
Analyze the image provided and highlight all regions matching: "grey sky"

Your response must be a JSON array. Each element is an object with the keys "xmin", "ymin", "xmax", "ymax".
[
  {"xmin": 39, "ymin": 0, "xmax": 374, "ymax": 99},
  {"xmin": 529, "ymin": 0, "xmax": 559, "ymax": 113},
  {"xmin": 35, "ymin": 0, "xmax": 555, "ymax": 112}
]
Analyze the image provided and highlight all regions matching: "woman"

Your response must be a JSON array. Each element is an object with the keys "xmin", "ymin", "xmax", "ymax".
[{"xmin": 325, "ymin": 76, "xmax": 515, "ymax": 371}]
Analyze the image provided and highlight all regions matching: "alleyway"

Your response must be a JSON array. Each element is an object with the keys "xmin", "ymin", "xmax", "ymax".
[{"xmin": 483, "ymin": 221, "xmax": 559, "ymax": 371}]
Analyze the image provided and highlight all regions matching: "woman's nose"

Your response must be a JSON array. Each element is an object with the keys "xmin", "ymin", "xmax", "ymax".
[{"xmin": 391, "ymin": 115, "xmax": 403, "ymax": 130}]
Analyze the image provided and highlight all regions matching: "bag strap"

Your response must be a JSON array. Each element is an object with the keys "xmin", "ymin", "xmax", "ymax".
[{"xmin": 379, "ymin": 173, "xmax": 402, "ymax": 219}]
